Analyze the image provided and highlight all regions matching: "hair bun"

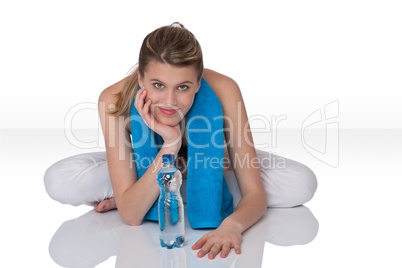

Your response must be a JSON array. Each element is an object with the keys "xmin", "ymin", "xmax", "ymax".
[{"xmin": 170, "ymin": 22, "xmax": 185, "ymax": 29}]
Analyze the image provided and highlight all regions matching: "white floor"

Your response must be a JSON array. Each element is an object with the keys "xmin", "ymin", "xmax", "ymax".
[{"xmin": 1, "ymin": 128, "xmax": 401, "ymax": 267}]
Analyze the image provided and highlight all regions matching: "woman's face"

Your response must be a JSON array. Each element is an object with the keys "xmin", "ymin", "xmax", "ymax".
[{"xmin": 138, "ymin": 61, "xmax": 201, "ymax": 126}]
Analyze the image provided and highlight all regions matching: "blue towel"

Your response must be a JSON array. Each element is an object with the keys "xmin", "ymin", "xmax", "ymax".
[{"xmin": 130, "ymin": 77, "xmax": 233, "ymax": 229}]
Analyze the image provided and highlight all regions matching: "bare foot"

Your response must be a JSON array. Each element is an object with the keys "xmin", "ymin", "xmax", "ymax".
[{"xmin": 94, "ymin": 197, "xmax": 117, "ymax": 213}]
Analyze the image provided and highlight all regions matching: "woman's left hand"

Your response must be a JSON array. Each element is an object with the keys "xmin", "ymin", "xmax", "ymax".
[{"xmin": 192, "ymin": 224, "xmax": 242, "ymax": 259}]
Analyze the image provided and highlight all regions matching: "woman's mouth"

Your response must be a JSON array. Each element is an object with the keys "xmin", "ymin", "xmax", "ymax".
[{"xmin": 159, "ymin": 107, "xmax": 178, "ymax": 116}]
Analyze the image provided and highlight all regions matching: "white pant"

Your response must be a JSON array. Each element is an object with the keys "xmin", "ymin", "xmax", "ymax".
[{"xmin": 43, "ymin": 149, "xmax": 317, "ymax": 208}]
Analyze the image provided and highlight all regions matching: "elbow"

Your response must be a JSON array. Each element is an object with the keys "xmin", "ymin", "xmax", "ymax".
[
  {"xmin": 116, "ymin": 193, "xmax": 145, "ymax": 226},
  {"xmin": 122, "ymin": 213, "xmax": 144, "ymax": 226},
  {"xmin": 258, "ymin": 189, "xmax": 268, "ymax": 211},
  {"xmin": 126, "ymin": 219, "xmax": 143, "ymax": 226},
  {"xmin": 262, "ymin": 197, "xmax": 268, "ymax": 211},
  {"xmin": 121, "ymin": 210, "xmax": 145, "ymax": 226}
]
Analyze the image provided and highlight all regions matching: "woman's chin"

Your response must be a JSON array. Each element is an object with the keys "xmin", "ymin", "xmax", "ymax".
[
  {"xmin": 155, "ymin": 112, "xmax": 186, "ymax": 127},
  {"xmin": 155, "ymin": 115, "xmax": 182, "ymax": 127}
]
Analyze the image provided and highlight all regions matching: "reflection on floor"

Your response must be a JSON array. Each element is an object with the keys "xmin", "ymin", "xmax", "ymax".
[
  {"xmin": 49, "ymin": 206, "xmax": 318, "ymax": 268},
  {"xmin": 3, "ymin": 129, "xmax": 401, "ymax": 267}
]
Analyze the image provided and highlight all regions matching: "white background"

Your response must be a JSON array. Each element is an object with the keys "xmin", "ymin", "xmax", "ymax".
[{"xmin": 1, "ymin": 0, "xmax": 401, "ymax": 131}]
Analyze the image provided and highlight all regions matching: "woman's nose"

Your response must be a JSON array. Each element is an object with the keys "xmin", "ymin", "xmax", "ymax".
[{"xmin": 163, "ymin": 90, "xmax": 178, "ymax": 106}]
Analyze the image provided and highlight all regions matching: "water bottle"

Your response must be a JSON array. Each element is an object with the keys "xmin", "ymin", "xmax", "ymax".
[{"xmin": 157, "ymin": 154, "xmax": 185, "ymax": 249}]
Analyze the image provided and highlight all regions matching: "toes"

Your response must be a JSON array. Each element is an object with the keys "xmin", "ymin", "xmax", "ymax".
[{"xmin": 94, "ymin": 198, "xmax": 116, "ymax": 213}]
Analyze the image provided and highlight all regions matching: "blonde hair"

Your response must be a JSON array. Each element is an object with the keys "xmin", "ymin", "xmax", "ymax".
[{"xmin": 109, "ymin": 22, "xmax": 204, "ymax": 116}]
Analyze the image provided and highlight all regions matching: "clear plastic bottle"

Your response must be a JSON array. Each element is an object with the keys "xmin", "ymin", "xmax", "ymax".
[{"xmin": 157, "ymin": 154, "xmax": 185, "ymax": 249}]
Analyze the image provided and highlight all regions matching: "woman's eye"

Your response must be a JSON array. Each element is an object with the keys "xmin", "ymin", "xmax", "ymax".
[
  {"xmin": 154, "ymin": 83, "xmax": 164, "ymax": 89},
  {"xmin": 178, "ymin": 85, "xmax": 188, "ymax": 91}
]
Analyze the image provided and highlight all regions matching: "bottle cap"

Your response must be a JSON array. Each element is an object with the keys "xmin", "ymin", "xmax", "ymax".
[{"xmin": 162, "ymin": 154, "xmax": 175, "ymax": 163}]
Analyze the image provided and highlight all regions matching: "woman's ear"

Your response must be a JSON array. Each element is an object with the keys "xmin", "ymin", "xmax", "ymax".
[
  {"xmin": 195, "ymin": 80, "xmax": 201, "ymax": 93},
  {"xmin": 137, "ymin": 71, "xmax": 144, "ymax": 88}
]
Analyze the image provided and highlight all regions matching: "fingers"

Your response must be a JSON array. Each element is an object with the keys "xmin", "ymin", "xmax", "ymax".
[
  {"xmin": 208, "ymin": 243, "xmax": 223, "ymax": 259},
  {"xmin": 135, "ymin": 88, "xmax": 147, "ymax": 115},
  {"xmin": 197, "ymin": 240, "xmax": 215, "ymax": 258},
  {"xmin": 192, "ymin": 234, "xmax": 208, "ymax": 250},
  {"xmin": 192, "ymin": 234, "xmax": 212, "ymax": 258},
  {"xmin": 142, "ymin": 98, "xmax": 153, "ymax": 127},
  {"xmin": 192, "ymin": 236, "xmax": 241, "ymax": 259},
  {"xmin": 220, "ymin": 243, "xmax": 231, "ymax": 258},
  {"xmin": 134, "ymin": 88, "xmax": 153, "ymax": 128},
  {"xmin": 234, "ymin": 242, "xmax": 241, "ymax": 255},
  {"xmin": 196, "ymin": 241, "xmax": 233, "ymax": 259},
  {"xmin": 134, "ymin": 88, "xmax": 145, "ymax": 113}
]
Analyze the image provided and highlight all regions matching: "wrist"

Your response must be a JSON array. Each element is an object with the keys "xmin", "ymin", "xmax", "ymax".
[
  {"xmin": 220, "ymin": 217, "xmax": 244, "ymax": 234},
  {"xmin": 161, "ymin": 142, "xmax": 181, "ymax": 156}
]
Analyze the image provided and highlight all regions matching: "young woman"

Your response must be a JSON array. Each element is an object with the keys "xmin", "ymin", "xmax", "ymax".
[{"xmin": 44, "ymin": 22, "xmax": 317, "ymax": 259}]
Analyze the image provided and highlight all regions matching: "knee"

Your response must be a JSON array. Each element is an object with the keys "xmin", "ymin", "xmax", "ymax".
[
  {"xmin": 43, "ymin": 160, "xmax": 80, "ymax": 206},
  {"xmin": 258, "ymin": 151, "xmax": 318, "ymax": 208},
  {"xmin": 294, "ymin": 164, "xmax": 318, "ymax": 205},
  {"xmin": 44, "ymin": 162, "xmax": 58, "ymax": 199}
]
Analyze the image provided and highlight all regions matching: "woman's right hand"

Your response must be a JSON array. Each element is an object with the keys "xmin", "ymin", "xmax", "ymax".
[{"xmin": 134, "ymin": 88, "xmax": 183, "ymax": 148}]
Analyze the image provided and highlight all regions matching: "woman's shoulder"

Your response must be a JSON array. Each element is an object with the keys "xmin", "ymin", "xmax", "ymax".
[
  {"xmin": 98, "ymin": 76, "xmax": 130, "ymax": 104},
  {"xmin": 202, "ymin": 68, "xmax": 242, "ymax": 106},
  {"xmin": 98, "ymin": 76, "xmax": 132, "ymax": 132}
]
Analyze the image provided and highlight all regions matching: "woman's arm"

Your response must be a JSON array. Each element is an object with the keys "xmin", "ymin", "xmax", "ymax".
[
  {"xmin": 98, "ymin": 82, "xmax": 181, "ymax": 226},
  {"xmin": 192, "ymin": 70, "xmax": 268, "ymax": 259}
]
